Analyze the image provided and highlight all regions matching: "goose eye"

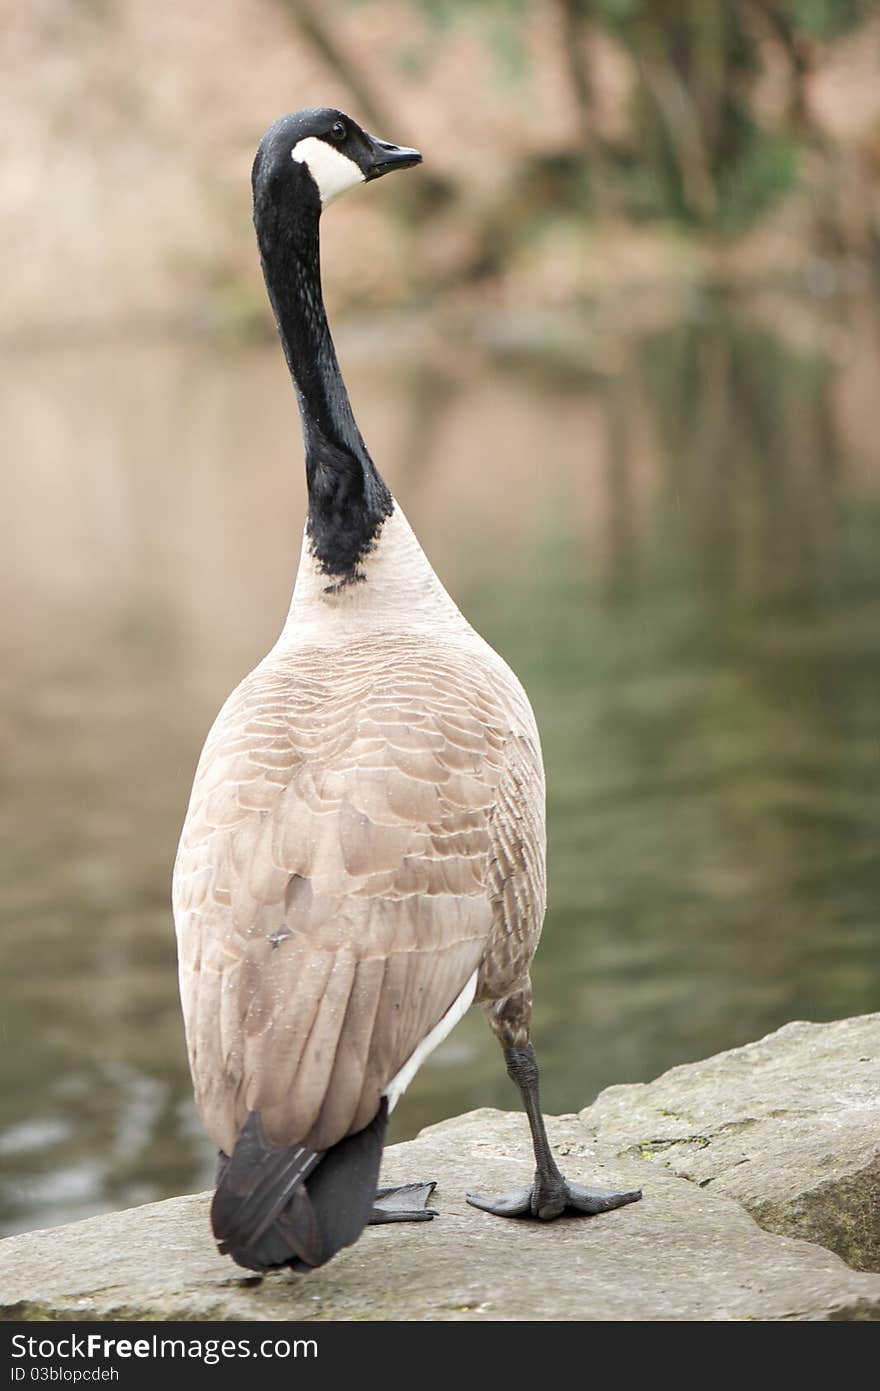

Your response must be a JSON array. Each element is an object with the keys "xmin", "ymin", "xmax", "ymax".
[{"xmin": 330, "ymin": 121, "xmax": 346, "ymax": 142}]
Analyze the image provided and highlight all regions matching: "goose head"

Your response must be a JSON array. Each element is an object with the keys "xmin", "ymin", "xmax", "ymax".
[{"xmin": 252, "ymin": 107, "xmax": 421, "ymax": 214}]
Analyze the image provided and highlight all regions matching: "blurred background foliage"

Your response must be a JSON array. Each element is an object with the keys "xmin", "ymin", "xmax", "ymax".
[
  {"xmin": 340, "ymin": 0, "xmax": 877, "ymax": 230},
  {"xmin": 3, "ymin": 0, "xmax": 880, "ymax": 335}
]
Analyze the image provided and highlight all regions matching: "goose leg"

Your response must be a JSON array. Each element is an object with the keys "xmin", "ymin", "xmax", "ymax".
[
  {"xmin": 468, "ymin": 991, "xmax": 641, "ymax": 1220},
  {"xmin": 369, "ymin": 1180, "xmax": 438, "ymax": 1224}
]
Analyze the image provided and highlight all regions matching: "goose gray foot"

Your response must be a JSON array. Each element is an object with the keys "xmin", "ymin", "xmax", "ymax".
[
  {"xmin": 468, "ymin": 1040, "xmax": 642, "ymax": 1222},
  {"xmin": 467, "ymin": 1176, "xmax": 641, "ymax": 1220},
  {"xmin": 369, "ymin": 1180, "xmax": 438, "ymax": 1224}
]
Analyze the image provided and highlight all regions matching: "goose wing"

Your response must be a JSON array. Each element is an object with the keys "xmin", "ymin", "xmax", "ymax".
[{"xmin": 173, "ymin": 641, "xmax": 536, "ymax": 1155}]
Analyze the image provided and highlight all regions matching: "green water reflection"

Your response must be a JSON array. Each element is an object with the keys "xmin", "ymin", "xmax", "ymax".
[{"xmin": 1, "ymin": 297, "xmax": 877, "ymax": 1234}]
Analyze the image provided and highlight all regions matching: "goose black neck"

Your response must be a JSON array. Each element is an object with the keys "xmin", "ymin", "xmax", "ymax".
[{"xmin": 254, "ymin": 193, "xmax": 392, "ymax": 583}]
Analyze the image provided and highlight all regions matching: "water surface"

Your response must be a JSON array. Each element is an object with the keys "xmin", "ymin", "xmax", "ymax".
[{"xmin": 1, "ymin": 296, "xmax": 878, "ymax": 1234}]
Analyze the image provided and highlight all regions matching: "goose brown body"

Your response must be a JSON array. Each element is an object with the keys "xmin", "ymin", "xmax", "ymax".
[{"xmin": 173, "ymin": 509, "xmax": 546, "ymax": 1160}]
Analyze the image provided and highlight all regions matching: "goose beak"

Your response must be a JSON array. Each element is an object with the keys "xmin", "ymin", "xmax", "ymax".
[{"xmin": 365, "ymin": 136, "xmax": 422, "ymax": 182}]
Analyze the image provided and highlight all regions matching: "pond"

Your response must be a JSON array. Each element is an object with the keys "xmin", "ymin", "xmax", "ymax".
[{"xmin": 1, "ymin": 291, "xmax": 878, "ymax": 1235}]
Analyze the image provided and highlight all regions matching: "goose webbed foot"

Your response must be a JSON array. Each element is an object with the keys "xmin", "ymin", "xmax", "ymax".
[
  {"xmin": 469, "ymin": 1039, "xmax": 642, "ymax": 1222},
  {"xmin": 466, "ymin": 1174, "xmax": 642, "ymax": 1221},
  {"xmin": 369, "ymin": 1180, "xmax": 438, "ymax": 1224}
]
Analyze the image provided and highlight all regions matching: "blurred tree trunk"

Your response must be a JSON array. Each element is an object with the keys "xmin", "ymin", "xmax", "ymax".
[
  {"xmin": 638, "ymin": 55, "xmax": 718, "ymax": 222},
  {"xmin": 276, "ymin": 0, "xmax": 395, "ymax": 133},
  {"xmin": 556, "ymin": 0, "xmax": 611, "ymax": 203},
  {"xmin": 630, "ymin": 0, "xmax": 730, "ymax": 224}
]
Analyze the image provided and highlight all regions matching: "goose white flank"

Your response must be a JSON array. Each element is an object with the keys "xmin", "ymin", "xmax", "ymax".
[{"xmin": 172, "ymin": 107, "xmax": 641, "ymax": 1274}]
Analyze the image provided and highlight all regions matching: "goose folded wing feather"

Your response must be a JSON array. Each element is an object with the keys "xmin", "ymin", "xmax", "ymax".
[{"xmin": 174, "ymin": 648, "xmax": 528, "ymax": 1156}]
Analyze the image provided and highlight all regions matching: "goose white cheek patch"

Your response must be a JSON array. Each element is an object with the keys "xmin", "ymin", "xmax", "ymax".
[{"xmin": 291, "ymin": 136, "xmax": 365, "ymax": 206}]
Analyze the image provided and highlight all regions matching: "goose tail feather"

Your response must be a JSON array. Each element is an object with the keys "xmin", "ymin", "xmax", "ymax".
[{"xmin": 211, "ymin": 1101, "xmax": 388, "ymax": 1272}]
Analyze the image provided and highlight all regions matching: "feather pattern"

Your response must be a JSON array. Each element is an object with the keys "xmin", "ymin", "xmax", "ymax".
[{"xmin": 174, "ymin": 509, "xmax": 545, "ymax": 1159}]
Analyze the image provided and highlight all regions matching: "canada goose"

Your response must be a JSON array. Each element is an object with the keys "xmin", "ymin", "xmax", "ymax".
[{"xmin": 172, "ymin": 107, "xmax": 641, "ymax": 1274}]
